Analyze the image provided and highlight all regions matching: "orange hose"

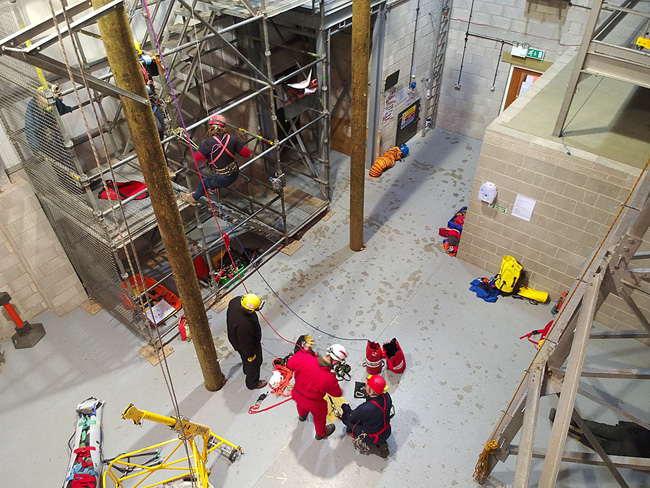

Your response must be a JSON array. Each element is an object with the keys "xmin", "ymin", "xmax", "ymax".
[{"xmin": 369, "ymin": 146, "xmax": 402, "ymax": 178}]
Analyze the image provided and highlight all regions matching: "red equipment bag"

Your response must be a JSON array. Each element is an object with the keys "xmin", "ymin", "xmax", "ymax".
[
  {"xmin": 98, "ymin": 180, "xmax": 148, "ymax": 201},
  {"xmin": 383, "ymin": 338, "xmax": 406, "ymax": 373},
  {"xmin": 364, "ymin": 341, "xmax": 384, "ymax": 375}
]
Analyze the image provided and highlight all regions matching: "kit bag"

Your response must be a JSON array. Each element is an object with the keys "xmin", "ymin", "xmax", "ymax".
[
  {"xmin": 494, "ymin": 255, "xmax": 522, "ymax": 294},
  {"xmin": 383, "ymin": 338, "xmax": 406, "ymax": 373}
]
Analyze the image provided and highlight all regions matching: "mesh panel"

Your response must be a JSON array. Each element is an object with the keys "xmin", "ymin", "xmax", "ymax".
[{"xmin": 0, "ymin": 2, "xmax": 153, "ymax": 339}]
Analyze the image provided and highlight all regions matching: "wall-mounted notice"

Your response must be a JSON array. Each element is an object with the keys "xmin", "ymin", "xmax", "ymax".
[
  {"xmin": 512, "ymin": 194, "xmax": 536, "ymax": 222},
  {"xmin": 386, "ymin": 86, "xmax": 396, "ymax": 105},
  {"xmin": 395, "ymin": 88, "xmax": 407, "ymax": 105}
]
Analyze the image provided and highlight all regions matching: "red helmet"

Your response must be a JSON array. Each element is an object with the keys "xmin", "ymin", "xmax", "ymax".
[
  {"xmin": 367, "ymin": 375, "xmax": 387, "ymax": 395},
  {"xmin": 209, "ymin": 114, "xmax": 226, "ymax": 126}
]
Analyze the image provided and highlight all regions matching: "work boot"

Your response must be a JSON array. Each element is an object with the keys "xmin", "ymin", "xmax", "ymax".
[
  {"xmin": 378, "ymin": 442, "xmax": 389, "ymax": 458},
  {"xmin": 298, "ymin": 414, "xmax": 307, "ymax": 422},
  {"xmin": 252, "ymin": 380, "xmax": 267, "ymax": 390},
  {"xmin": 180, "ymin": 192, "xmax": 198, "ymax": 206},
  {"xmin": 315, "ymin": 424, "xmax": 335, "ymax": 440}
]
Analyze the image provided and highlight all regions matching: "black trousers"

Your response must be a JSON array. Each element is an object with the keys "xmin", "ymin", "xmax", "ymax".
[
  {"xmin": 576, "ymin": 420, "xmax": 646, "ymax": 457},
  {"xmin": 238, "ymin": 347, "xmax": 262, "ymax": 389}
]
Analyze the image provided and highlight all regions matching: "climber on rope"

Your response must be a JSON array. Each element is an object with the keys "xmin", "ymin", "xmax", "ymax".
[
  {"xmin": 226, "ymin": 293, "xmax": 267, "ymax": 390},
  {"xmin": 180, "ymin": 113, "xmax": 251, "ymax": 205},
  {"xmin": 287, "ymin": 343, "xmax": 347, "ymax": 441},
  {"xmin": 341, "ymin": 374, "xmax": 393, "ymax": 458}
]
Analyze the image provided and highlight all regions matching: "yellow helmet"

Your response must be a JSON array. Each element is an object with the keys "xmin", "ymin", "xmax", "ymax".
[{"xmin": 241, "ymin": 294, "xmax": 261, "ymax": 311}]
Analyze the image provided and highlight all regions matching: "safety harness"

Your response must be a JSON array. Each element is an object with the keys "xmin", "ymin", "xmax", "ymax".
[
  {"xmin": 352, "ymin": 395, "xmax": 392, "ymax": 445},
  {"xmin": 209, "ymin": 134, "xmax": 237, "ymax": 175}
]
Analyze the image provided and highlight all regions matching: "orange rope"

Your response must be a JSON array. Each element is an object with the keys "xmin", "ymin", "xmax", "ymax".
[{"xmin": 271, "ymin": 364, "xmax": 293, "ymax": 397}]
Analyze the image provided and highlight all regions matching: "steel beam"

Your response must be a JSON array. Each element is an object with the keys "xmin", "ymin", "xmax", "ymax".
[
  {"xmin": 538, "ymin": 272, "xmax": 602, "ymax": 488},
  {"xmin": 512, "ymin": 362, "xmax": 544, "ymax": 488},
  {"xmin": 508, "ymin": 446, "xmax": 650, "ymax": 471},
  {"xmin": 0, "ymin": 1, "xmax": 91, "ymax": 49}
]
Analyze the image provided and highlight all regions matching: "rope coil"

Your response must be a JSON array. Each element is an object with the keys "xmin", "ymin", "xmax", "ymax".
[{"xmin": 473, "ymin": 439, "xmax": 498, "ymax": 479}]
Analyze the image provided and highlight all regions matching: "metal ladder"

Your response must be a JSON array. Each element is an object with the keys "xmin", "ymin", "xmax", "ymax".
[{"xmin": 422, "ymin": 0, "xmax": 451, "ymax": 135}]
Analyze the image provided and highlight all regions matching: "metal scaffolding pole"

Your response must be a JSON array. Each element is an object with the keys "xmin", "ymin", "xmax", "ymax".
[{"xmin": 91, "ymin": 0, "xmax": 224, "ymax": 391}]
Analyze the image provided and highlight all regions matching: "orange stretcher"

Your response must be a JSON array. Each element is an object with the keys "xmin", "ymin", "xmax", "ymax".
[{"xmin": 120, "ymin": 274, "xmax": 181, "ymax": 325}]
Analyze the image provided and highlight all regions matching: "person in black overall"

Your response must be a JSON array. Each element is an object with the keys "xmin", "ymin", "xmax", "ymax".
[
  {"xmin": 341, "ymin": 374, "xmax": 393, "ymax": 458},
  {"xmin": 180, "ymin": 113, "xmax": 250, "ymax": 205},
  {"xmin": 226, "ymin": 294, "xmax": 267, "ymax": 390}
]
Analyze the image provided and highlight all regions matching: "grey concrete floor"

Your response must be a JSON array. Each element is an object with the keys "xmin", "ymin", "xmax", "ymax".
[{"xmin": 1, "ymin": 128, "xmax": 648, "ymax": 487}]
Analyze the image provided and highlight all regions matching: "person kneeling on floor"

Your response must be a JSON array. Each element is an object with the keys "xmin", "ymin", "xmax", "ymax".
[{"xmin": 341, "ymin": 374, "xmax": 393, "ymax": 458}]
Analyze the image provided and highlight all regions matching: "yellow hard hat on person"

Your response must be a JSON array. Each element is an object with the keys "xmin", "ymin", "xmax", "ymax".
[{"xmin": 241, "ymin": 294, "xmax": 262, "ymax": 311}]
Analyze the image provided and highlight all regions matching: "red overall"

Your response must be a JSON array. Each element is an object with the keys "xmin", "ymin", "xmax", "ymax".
[{"xmin": 287, "ymin": 350, "xmax": 342, "ymax": 437}]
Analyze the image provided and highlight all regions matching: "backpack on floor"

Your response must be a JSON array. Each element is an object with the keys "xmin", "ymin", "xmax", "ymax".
[{"xmin": 494, "ymin": 255, "xmax": 522, "ymax": 294}]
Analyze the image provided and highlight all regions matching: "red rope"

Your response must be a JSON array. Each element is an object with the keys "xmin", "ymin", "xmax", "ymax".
[{"xmin": 248, "ymin": 397, "xmax": 292, "ymax": 414}]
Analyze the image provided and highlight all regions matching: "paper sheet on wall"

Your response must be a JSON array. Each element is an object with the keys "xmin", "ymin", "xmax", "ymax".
[
  {"xmin": 511, "ymin": 194, "xmax": 536, "ymax": 222},
  {"xmin": 382, "ymin": 104, "xmax": 394, "ymax": 122},
  {"xmin": 395, "ymin": 88, "xmax": 407, "ymax": 105}
]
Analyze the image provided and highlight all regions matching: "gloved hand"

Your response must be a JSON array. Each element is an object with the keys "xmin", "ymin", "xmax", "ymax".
[
  {"xmin": 52, "ymin": 84, "xmax": 61, "ymax": 99},
  {"xmin": 247, "ymin": 354, "xmax": 257, "ymax": 362},
  {"xmin": 342, "ymin": 403, "xmax": 351, "ymax": 412}
]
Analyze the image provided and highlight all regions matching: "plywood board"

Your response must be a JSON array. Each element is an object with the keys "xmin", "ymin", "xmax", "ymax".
[
  {"xmin": 210, "ymin": 292, "xmax": 234, "ymax": 313},
  {"xmin": 321, "ymin": 210, "xmax": 334, "ymax": 221},
  {"xmin": 280, "ymin": 239, "xmax": 303, "ymax": 256},
  {"xmin": 140, "ymin": 341, "xmax": 174, "ymax": 366},
  {"xmin": 80, "ymin": 299, "xmax": 102, "ymax": 315}
]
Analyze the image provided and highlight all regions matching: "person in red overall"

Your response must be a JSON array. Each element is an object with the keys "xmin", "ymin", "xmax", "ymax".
[
  {"xmin": 287, "ymin": 343, "xmax": 347, "ymax": 440},
  {"xmin": 180, "ymin": 113, "xmax": 251, "ymax": 205},
  {"xmin": 341, "ymin": 375, "xmax": 393, "ymax": 458}
]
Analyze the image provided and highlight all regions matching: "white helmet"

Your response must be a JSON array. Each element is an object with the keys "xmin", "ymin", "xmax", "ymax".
[{"xmin": 327, "ymin": 344, "xmax": 347, "ymax": 362}]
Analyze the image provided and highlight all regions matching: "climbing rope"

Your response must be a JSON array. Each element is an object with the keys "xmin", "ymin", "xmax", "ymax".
[
  {"xmin": 473, "ymin": 440, "xmax": 498, "ymax": 479},
  {"xmin": 142, "ymin": 2, "xmax": 372, "ymax": 350}
]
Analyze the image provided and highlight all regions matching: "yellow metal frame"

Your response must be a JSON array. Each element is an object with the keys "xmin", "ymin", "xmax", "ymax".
[{"xmin": 103, "ymin": 404, "xmax": 242, "ymax": 488}]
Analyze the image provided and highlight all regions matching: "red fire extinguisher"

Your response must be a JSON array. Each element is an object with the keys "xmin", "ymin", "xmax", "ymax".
[{"xmin": 364, "ymin": 341, "xmax": 384, "ymax": 375}]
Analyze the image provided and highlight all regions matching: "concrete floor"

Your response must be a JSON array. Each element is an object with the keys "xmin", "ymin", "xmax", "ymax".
[{"xmin": 1, "ymin": 128, "xmax": 648, "ymax": 487}]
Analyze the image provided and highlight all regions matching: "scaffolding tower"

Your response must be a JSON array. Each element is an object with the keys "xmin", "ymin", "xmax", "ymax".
[{"xmin": 0, "ymin": 0, "xmax": 386, "ymax": 340}]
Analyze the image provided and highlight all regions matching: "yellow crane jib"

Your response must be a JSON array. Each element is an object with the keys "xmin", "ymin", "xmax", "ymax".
[
  {"xmin": 637, "ymin": 37, "xmax": 650, "ymax": 49},
  {"xmin": 122, "ymin": 403, "xmax": 211, "ymax": 439},
  {"xmin": 104, "ymin": 404, "xmax": 242, "ymax": 488}
]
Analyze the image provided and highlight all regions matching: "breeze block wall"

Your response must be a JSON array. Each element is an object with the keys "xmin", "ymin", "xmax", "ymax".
[
  {"xmin": 0, "ymin": 171, "xmax": 87, "ymax": 343},
  {"xmin": 456, "ymin": 88, "xmax": 650, "ymax": 334}
]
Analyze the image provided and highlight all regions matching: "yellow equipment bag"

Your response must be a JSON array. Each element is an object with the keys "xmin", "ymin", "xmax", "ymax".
[{"xmin": 494, "ymin": 255, "xmax": 522, "ymax": 294}]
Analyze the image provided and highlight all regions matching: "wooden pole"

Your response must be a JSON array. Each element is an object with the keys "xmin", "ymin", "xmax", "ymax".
[
  {"xmin": 350, "ymin": 0, "xmax": 370, "ymax": 252},
  {"xmin": 91, "ymin": 0, "xmax": 223, "ymax": 391}
]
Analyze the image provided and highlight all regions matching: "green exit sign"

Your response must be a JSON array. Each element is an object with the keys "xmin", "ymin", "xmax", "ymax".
[{"xmin": 527, "ymin": 48, "xmax": 544, "ymax": 61}]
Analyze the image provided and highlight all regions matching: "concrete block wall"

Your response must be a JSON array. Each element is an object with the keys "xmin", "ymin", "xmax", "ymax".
[
  {"xmin": 437, "ymin": 0, "xmax": 590, "ymax": 140},
  {"xmin": 456, "ymin": 123, "xmax": 650, "ymax": 333},
  {"xmin": 0, "ymin": 172, "xmax": 87, "ymax": 342},
  {"xmin": 378, "ymin": 0, "xmax": 437, "ymax": 153}
]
